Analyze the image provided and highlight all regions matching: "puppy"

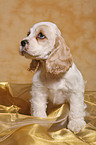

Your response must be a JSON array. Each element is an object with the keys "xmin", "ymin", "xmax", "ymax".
[{"xmin": 19, "ymin": 22, "xmax": 86, "ymax": 132}]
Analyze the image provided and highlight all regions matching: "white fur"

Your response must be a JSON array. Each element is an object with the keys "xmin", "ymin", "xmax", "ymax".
[{"xmin": 19, "ymin": 22, "xmax": 86, "ymax": 132}]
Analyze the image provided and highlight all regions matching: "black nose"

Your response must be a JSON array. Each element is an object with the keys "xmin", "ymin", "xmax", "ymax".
[{"xmin": 21, "ymin": 40, "xmax": 28, "ymax": 47}]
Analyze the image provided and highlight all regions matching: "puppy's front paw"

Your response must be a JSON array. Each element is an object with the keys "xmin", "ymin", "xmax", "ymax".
[{"xmin": 68, "ymin": 119, "xmax": 86, "ymax": 132}]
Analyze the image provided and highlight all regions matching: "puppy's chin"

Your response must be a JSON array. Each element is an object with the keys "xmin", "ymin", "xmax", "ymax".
[
  {"xmin": 23, "ymin": 52, "xmax": 33, "ymax": 59},
  {"xmin": 19, "ymin": 50, "xmax": 33, "ymax": 59}
]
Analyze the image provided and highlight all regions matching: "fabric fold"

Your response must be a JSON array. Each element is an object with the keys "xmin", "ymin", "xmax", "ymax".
[{"xmin": 0, "ymin": 82, "xmax": 96, "ymax": 145}]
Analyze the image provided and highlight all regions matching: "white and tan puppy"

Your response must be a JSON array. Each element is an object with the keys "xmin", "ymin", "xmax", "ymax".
[{"xmin": 19, "ymin": 22, "xmax": 86, "ymax": 132}]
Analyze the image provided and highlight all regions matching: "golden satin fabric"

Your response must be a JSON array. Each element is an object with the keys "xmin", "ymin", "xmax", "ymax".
[
  {"xmin": 0, "ymin": 0, "xmax": 96, "ymax": 91},
  {"xmin": 0, "ymin": 82, "xmax": 96, "ymax": 145}
]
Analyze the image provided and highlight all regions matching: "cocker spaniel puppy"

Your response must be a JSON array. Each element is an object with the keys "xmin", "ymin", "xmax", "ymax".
[{"xmin": 19, "ymin": 22, "xmax": 86, "ymax": 132}]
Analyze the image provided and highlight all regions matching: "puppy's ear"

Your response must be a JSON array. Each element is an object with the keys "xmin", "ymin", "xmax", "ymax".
[
  {"xmin": 28, "ymin": 59, "xmax": 40, "ymax": 72},
  {"xmin": 46, "ymin": 36, "xmax": 73, "ymax": 74}
]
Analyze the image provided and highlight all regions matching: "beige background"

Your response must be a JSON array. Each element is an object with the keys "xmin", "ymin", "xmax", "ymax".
[{"xmin": 0, "ymin": 0, "xmax": 96, "ymax": 91}]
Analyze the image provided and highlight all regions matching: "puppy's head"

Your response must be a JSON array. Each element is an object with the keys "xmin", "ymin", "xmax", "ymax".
[{"xmin": 19, "ymin": 22, "xmax": 73, "ymax": 74}]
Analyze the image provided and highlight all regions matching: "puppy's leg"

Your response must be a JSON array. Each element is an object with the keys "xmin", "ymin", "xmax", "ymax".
[
  {"xmin": 68, "ymin": 93, "xmax": 86, "ymax": 132},
  {"xmin": 30, "ymin": 84, "xmax": 48, "ymax": 118}
]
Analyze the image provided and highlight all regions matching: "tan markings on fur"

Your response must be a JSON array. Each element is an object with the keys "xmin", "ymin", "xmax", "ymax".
[
  {"xmin": 46, "ymin": 36, "xmax": 73, "ymax": 74},
  {"xmin": 28, "ymin": 59, "xmax": 40, "ymax": 72}
]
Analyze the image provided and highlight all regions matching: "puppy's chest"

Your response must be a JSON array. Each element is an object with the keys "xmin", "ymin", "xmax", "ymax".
[
  {"xmin": 48, "ymin": 88, "xmax": 68, "ymax": 104},
  {"xmin": 44, "ymin": 77, "xmax": 69, "ymax": 105}
]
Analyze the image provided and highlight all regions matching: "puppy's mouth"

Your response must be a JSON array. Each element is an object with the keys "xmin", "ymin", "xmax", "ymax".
[
  {"xmin": 19, "ymin": 45, "xmax": 41, "ymax": 72},
  {"xmin": 20, "ymin": 45, "xmax": 52, "ymax": 61},
  {"xmin": 19, "ymin": 43, "xmax": 52, "ymax": 72},
  {"xmin": 19, "ymin": 45, "xmax": 40, "ymax": 59}
]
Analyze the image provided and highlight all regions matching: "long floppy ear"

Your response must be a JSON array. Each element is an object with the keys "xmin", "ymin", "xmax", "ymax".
[
  {"xmin": 46, "ymin": 36, "xmax": 73, "ymax": 74},
  {"xmin": 28, "ymin": 59, "xmax": 40, "ymax": 72}
]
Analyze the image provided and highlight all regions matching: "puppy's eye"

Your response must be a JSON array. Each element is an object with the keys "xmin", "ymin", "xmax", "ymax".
[
  {"xmin": 37, "ymin": 32, "xmax": 46, "ymax": 39},
  {"xmin": 27, "ymin": 31, "xmax": 30, "ymax": 36}
]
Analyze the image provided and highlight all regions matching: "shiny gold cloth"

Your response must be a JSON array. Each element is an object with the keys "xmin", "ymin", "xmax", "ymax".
[
  {"xmin": 0, "ymin": 82, "xmax": 96, "ymax": 145},
  {"xmin": 0, "ymin": 0, "xmax": 96, "ymax": 91}
]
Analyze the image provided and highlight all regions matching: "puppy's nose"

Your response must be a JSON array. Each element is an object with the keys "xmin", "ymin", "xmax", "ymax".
[{"xmin": 21, "ymin": 40, "xmax": 28, "ymax": 47}]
